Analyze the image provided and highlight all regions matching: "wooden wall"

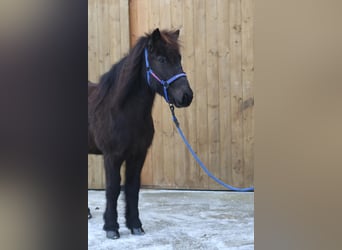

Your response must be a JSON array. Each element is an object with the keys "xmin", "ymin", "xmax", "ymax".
[{"xmin": 88, "ymin": 0, "xmax": 254, "ymax": 190}]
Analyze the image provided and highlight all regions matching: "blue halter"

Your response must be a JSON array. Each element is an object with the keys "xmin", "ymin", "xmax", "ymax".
[{"xmin": 144, "ymin": 48, "xmax": 187, "ymax": 103}]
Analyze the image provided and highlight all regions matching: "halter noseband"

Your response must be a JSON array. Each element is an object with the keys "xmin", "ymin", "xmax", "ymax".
[{"xmin": 144, "ymin": 48, "xmax": 187, "ymax": 103}]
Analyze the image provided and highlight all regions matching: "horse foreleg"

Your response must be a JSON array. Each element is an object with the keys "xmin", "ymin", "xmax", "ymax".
[
  {"xmin": 103, "ymin": 154, "xmax": 123, "ymax": 239},
  {"xmin": 124, "ymin": 151, "xmax": 147, "ymax": 235}
]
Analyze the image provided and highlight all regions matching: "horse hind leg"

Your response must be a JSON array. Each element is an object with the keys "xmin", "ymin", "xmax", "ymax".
[
  {"xmin": 124, "ymin": 151, "xmax": 147, "ymax": 235},
  {"xmin": 103, "ymin": 154, "xmax": 123, "ymax": 239}
]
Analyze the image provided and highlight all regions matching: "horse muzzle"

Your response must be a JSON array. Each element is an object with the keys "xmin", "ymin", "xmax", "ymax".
[{"xmin": 172, "ymin": 88, "xmax": 193, "ymax": 108}]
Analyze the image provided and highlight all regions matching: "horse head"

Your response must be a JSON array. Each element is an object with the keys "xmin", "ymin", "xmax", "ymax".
[{"xmin": 145, "ymin": 28, "xmax": 193, "ymax": 108}]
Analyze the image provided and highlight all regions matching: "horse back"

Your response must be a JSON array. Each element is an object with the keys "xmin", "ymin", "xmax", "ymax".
[
  {"xmin": 88, "ymin": 81, "xmax": 98, "ymax": 97},
  {"xmin": 88, "ymin": 81, "xmax": 102, "ymax": 155}
]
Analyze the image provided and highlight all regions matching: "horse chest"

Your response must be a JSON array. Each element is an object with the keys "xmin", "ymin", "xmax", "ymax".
[
  {"xmin": 127, "ymin": 118, "xmax": 154, "ymax": 147},
  {"xmin": 108, "ymin": 113, "xmax": 155, "ymax": 153}
]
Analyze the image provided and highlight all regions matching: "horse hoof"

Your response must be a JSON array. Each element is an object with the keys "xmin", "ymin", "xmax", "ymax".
[
  {"xmin": 106, "ymin": 230, "xmax": 120, "ymax": 239},
  {"xmin": 131, "ymin": 227, "xmax": 145, "ymax": 235}
]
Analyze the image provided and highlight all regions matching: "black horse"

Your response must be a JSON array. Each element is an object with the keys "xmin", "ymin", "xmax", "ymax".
[{"xmin": 88, "ymin": 28, "xmax": 193, "ymax": 239}]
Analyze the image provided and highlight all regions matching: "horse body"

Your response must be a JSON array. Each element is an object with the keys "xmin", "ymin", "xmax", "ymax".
[
  {"xmin": 88, "ymin": 80, "xmax": 154, "ymax": 156},
  {"xmin": 88, "ymin": 29, "xmax": 193, "ymax": 239}
]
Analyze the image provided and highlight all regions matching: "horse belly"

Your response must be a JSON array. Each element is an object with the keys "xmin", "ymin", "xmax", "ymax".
[{"xmin": 88, "ymin": 127, "xmax": 102, "ymax": 155}]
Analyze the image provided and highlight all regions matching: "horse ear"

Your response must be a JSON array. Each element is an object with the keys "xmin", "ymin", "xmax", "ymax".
[
  {"xmin": 151, "ymin": 28, "xmax": 161, "ymax": 42},
  {"xmin": 174, "ymin": 29, "xmax": 180, "ymax": 39},
  {"xmin": 148, "ymin": 28, "xmax": 161, "ymax": 51}
]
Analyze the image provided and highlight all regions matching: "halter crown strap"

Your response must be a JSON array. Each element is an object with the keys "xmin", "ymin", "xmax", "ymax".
[
  {"xmin": 144, "ymin": 48, "xmax": 187, "ymax": 103},
  {"xmin": 144, "ymin": 48, "xmax": 152, "ymax": 86}
]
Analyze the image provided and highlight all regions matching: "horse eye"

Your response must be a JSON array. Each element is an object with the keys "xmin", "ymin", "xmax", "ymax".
[{"xmin": 157, "ymin": 56, "xmax": 166, "ymax": 64}]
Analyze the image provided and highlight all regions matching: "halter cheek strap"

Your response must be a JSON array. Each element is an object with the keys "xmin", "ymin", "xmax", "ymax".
[{"xmin": 144, "ymin": 48, "xmax": 186, "ymax": 103}]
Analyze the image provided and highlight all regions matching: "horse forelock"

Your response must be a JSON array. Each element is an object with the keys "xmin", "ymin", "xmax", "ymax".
[
  {"xmin": 157, "ymin": 30, "xmax": 181, "ymax": 63},
  {"xmin": 160, "ymin": 31, "xmax": 179, "ymax": 48}
]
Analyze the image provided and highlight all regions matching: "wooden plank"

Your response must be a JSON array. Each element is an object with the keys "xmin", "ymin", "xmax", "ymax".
[
  {"xmin": 96, "ymin": 0, "xmax": 111, "ymax": 76},
  {"xmin": 159, "ymin": 0, "xmax": 174, "ymax": 188},
  {"xmin": 182, "ymin": 0, "xmax": 197, "ymax": 189},
  {"xmin": 170, "ymin": 0, "xmax": 183, "ymax": 30},
  {"xmin": 109, "ymin": 0, "xmax": 121, "ymax": 64},
  {"xmin": 205, "ymin": 0, "xmax": 221, "ymax": 190},
  {"xmin": 170, "ymin": 0, "xmax": 188, "ymax": 188},
  {"xmin": 148, "ymin": 0, "xmax": 165, "ymax": 187},
  {"xmin": 241, "ymin": 0, "xmax": 254, "ymax": 187},
  {"xmin": 217, "ymin": 0, "xmax": 232, "ymax": 187},
  {"xmin": 129, "ymin": 0, "xmax": 150, "ymax": 45},
  {"xmin": 194, "ymin": 0, "xmax": 209, "ymax": 189},
  {"xmin": 129, "ymin": 0, "xmax": 138, "ymax": 47},
  {"xmin": 229, "ymin": 0, "xmax": 244, "ymax": 187},
  {"xmin": 88, "ymin": 0, "xmax": 99, "ymax": 83},
  {"xmin": 117, "ymin": 0, "xmax": 130, "ymax": 186},
  {"xmin": 146, "ymin": 0, "xmax": 163, "ymax": 187},
  {"xmin": 120, "ymin": 0, "xmax": 130, "ymax": 55},
  {"xmin": 140, "ymin": 0, "xmax": 155, "ymax": 186},
  {"xmin": 88, "ymin": 155, "xmax": 105, "ymax": 189},
  {"xmin": 149, "ymin": 0, "xmax": 160, "ymax": 30}
]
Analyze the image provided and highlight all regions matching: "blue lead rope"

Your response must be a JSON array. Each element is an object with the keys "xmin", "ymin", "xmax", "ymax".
[
  {"xmin": 144, "ymin": 47, "xmax": 253, "ymax": 192},
  {"xmin": 169, "ymin": 104, "xmax": 254, "ymax": 192}
]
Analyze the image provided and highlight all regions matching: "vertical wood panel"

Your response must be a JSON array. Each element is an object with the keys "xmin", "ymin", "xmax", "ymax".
[
  {"xmin": 241, "ymin": 0, "xmax": 254, "ymax": 187},
  {"xmin": 230, "ymin": 0, "xmax": 245, "ymax": 187},
  {"xmin": 159, "ymin": 0, "xmax": 175, "ymax": 187},
  {"xmin": 149, "ymin": 0, "xmax": 164, "ymax": 187},
  {"xmin": 88, "ymin": 155, "xmax": 105, "ymax": 189},
  {"xmin": 194, "ymin": 0, "xmax": 209, "ymax": 189},
  {"xmin": 97, "ymin": 0, "xmax": 111, "ymax": 76},
  {"xmin": 119, "ymin": 0, "xmax": 130, "ymax": 54},
  {"xmin": 217, "ymin": 0, "xmax": 232, "ymax": 186},
  {"xmin": 182, "ymin": 0, "xmax": 198, "ymax": 189},
  {"xmin": 171, "ymin": 0, "xmax": 188, "ymax": 188},
  {"xmin": 206, "ymin": 0, "xmax": 221, "ymax": 190},
  {"xmin": 109, "ymin": 0, "xmax": 121, "ymax": 64},
  {"xmin": 88, "ymin": 0, "xmax": 99, "ymax": 83},
  {"xmin": 140, "ymin": 0, "xmax": 154, "ymax": 185}
]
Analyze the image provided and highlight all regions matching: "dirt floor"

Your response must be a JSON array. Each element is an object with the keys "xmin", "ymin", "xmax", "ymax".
[{"xmin": 88, "ymin": 189, "xmax": 254, "ymax": 250}]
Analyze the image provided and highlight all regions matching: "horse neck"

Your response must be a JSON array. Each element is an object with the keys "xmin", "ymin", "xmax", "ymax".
[
  {"xmin": 127, "ymin": 41, "xmax": 157, "ymax": 115},
  {"xmin": 109, "ymin": 60, "xmax": 156, "ymax": 117},
  {"xmin": 130, "ymin": 66, "xmax": 156, "ymax": 116}
]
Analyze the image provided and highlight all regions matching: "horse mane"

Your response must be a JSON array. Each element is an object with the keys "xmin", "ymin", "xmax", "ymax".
[
  {"xmin": 94, "ymin": 36, "xmax": 147, "ymax": 110},
  {"xmin": 93, "ymin": 29, "xmax": 181, "ymax": 110}
]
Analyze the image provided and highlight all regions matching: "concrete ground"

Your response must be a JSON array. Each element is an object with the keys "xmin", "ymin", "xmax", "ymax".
[{"xmin": 88, "ymin": 189, "xmax": 254, "ymax": 250}]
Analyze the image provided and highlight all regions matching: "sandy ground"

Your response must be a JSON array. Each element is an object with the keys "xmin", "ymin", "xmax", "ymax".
[{"xmin": 88, "ymin": 189, "xmax": 254, "ymax": 250}]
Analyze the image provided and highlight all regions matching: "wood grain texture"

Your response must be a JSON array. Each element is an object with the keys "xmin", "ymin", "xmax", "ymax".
[
  {"xmin": 182, "ymin": 0, "xmax": 198, "ymax": 189},
  {"xmin": 206, "ymin": 0, "xmax": 220, "ymax": 189},
  {"xmin": 217, "ymin": 0, "xmax": 233, "ymax": 187},
  {"xmin": 88, "ymin": 0, "xmax": 254, "ymax": 190},
  {"xmin": 229, "ymin": 0, "xmax": 245, "ymax": 187},
  {"xmin": 241, "ymin": 0, "xmax": 254, "ymax": 187}
]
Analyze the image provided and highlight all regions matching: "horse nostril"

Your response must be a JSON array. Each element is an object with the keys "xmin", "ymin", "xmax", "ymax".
[{"xmin": 182, "ymin": 93, "xmax": 192, "ymax": 105}]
